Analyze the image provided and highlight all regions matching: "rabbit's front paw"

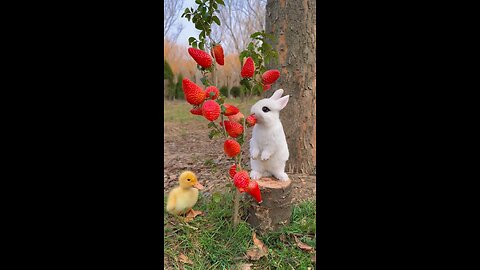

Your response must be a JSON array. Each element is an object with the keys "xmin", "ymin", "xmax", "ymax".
[
  {"xmin": 260, "ymin": 151, "xmax": 272, "ymax": 161},
  {"xmin": 251, "ymin": 148, "xmax": 260, "ymax": 160},
  {"xmin": 250, "ymin": 170, "xmax": 262, "ymax": 180}
]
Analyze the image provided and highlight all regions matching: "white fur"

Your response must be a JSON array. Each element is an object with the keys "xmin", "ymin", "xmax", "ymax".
[{"xmin": 249, "ymin": 89, "xmax": 290, "ymax": 181}]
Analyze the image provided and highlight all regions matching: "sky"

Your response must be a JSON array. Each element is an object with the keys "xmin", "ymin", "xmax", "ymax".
[{"xmin": 175, "ymin": 0, "xmax": 201, "ymax": 47}]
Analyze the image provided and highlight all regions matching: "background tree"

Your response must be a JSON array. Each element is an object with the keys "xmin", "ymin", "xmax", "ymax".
[
  {"xmin": 264, "ymin": 0, "xmax": 316, "ymax": 174},
  {"xmin": 212, "ymin": 0, "xmax": 267, "ymax": 54},
  {"xmin": 164, "ymin": 60, "xmax": 176, "ymax": 100},
  {"xmin": 164, "ymin": 0, "xmax": 185, "ymax": 43}
]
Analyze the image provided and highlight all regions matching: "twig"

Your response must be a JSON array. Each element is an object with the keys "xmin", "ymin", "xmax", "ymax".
[{"xmin": 179, "ymin": 223, "xmax": 198, "ymax": 230}]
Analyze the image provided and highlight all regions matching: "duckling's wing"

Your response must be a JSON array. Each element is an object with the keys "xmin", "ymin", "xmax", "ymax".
[{"xmin": 166, "ymin": 190, "xmax": 177, "ymax": 213}]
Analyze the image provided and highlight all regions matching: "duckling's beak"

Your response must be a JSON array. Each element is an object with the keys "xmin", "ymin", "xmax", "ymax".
[{"xmin": 193, "ymin": 181, "xmax": 204, "ymax": 190}]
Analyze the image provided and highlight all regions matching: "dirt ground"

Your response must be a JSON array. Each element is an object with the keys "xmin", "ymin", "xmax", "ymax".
[{"xmin": 164, "ymin": 121, "xmax": 316, "ymax": 204}]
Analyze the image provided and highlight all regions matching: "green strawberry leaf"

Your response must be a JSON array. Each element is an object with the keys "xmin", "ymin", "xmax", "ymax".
[
  {"xmin": 208, "ymin": 129, "xmax": 221, "ymax": 139},
  {"xmin": 236, "ymin": 135, "xmax": 245, "ymax": 145},
  {"xmin": 212, "ymin": 16, "xmax": 220, "ymax": 26}
]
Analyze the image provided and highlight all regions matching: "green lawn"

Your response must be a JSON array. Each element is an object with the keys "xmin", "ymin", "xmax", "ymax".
[{"xmin": 164, "ymin": 190, "xmax": 316, "ymax": 269}]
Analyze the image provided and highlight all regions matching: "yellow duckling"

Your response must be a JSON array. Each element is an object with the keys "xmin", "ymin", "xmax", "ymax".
[{"xmin": 166, "ymin": 171, "xmax": 204, "ymax": 215}]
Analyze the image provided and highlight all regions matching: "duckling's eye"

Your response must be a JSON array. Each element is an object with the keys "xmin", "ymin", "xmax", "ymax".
[
  {"xmin": 187, "ymin": 178, "xmax": 191, "ymax": 181},
  {"xmin": 262, "ymin": 106, "xmax": 270, "ymax": 112}
]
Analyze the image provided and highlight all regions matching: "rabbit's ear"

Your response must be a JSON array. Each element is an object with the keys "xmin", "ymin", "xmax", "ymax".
[
  {"xmin": 276, "ymin": 95, "xmax": 289, "ymax": 110},
  {"xmin": 269, "ymin": 89, "xmax": 284, "ymax": 100}
]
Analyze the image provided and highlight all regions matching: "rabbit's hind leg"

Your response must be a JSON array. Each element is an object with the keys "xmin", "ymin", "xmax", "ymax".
[
  {"xmin": 250, "ymin": 159, "xmax": 264, "ymax": 180},
  {"xmin": 270, "ymin": 161, "xmax": 289, "ymax": 181}
]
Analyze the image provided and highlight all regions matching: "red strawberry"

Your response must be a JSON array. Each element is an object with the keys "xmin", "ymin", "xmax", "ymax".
[
  {"xmin": 224, "ymin": 139, "xmax": 241, "ymax": 157},
  {"xmin": 228, "ymin": 112, "xmax": 244, "ymax": 123},
  {"xmin": 182, "ymin": 78, "xmax": 206, "ymax": 105},
  {"xmin": 223, "ymin": 104, "xmax": 240, "ymax": 116},
  {"xmin": 262, "ymin": 69, "xmax": 280, "ymax": 85},
  {"xmin": 229, "ymin": 164, "xmax": 237, "ymax": 178},
  {"xmin": 202, "ymin": 100, "xmax": 221, "ymax": 121},
  {"xmin": 223, "ymin": 120, "xmax": 243, "ymax": 138},
  {"xmin": 246, "ymin": 114, "xmax": 257, "ymax": 127},
  {"xmin": 240, "ymin": 57, "xmax": 255, "ymax": 78},
  {"xmin": 233, "ymin": 170, "xmax": 250, "ymax": 192},
  {"xmin": 190, "ymin": 106, "xmax": 203, "ymax": 115},
  {"xmin": 263, "ymin": 84, "xmax": 271, "ymax": 91},
  {"xmin": 247, "ymin": 180, "xmax": 262, "ymax": 203},
  {"xmin": 211, "ymin": 44, "xmax": 224, "ymax": 66},
  {"xmin": 205, "ymin": 86, "xmax": 219, "ymax": 100},
  {"xmin": 188, "ymin": 47, "xmax": 212, "ymax": 69}
]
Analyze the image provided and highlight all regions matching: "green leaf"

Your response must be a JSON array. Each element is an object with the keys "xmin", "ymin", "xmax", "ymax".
[
  {"xmin": 195, "ymin": 0, "xmax": 202, "ymax": 4},
  {"xmin": 212, "ymin": 16, "xmax": 220, "ymax": 26},
  {"xmin": 212, "ymin": 192, "xmax": 222, "ymax": 203},
  {"xmin": 192, "ymin": 42, "xmax": 198, "ymax": 49},
  {"xmin": 236, "ymin": 135, "xmax": 245, "ymax": 145},
  {"xmin": 199, "ymin": 30, "xmax": 205, "ymax": 40},
  {"xmin": 199, "ymin": 41, "xmax": 205, "ymax": 51},
  {"xmin": 208, "ymin": 122, "xmax": 215, "ymax": 128},
  {"xmin": 200, "ymin": 76, "xmax": 209, "ymax": 86},
  {"xmin": 208, "ymin": 129, "xmax": 221, "ymax": 139},
  {"xmin": 195, "ymin": 23, "xmax": 203, "ymax": 30},
  {"xmin": 250, "ymin": 32, "xmax": 262, "ymax": 39},
  {"xmin": 239, "ymin": 51, "xmax": 248, "ymax": 63},
  {"xmin": 215, "ymin": 0, "xmax": 225, "ymax": 5},
  {"xmin": 220, "ymin": 105, "xmax": 226, "ymax": 114},
  {"xmin": 188, "ymin": 37, "xmax": 196, "ymax": 44},
  {"xmin": 209, "ymin": 91, "xmax": 215, "ymax": 98},
  {"xmin": 247, "ymin": 42, "xmax": 255, "ymax": 51},
  {"xmin": 184, "ymin": 8, "xmax": 190, "ymax": 14}
]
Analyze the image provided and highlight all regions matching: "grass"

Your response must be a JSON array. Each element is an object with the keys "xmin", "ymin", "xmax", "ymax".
[
  {"xmin": 164, "ymin": 190, "xmax": 316, "ymax": 269},
  {"xmin": 164, "ymin": 97, "xmax": 258, "ymax": 124}
]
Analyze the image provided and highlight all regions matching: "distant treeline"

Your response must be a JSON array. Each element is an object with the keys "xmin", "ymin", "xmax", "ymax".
[{"xmin": 164, "ymin": 60, "xmax": 261, "ymax": 100}]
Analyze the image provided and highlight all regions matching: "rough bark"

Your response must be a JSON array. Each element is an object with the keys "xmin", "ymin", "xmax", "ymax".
[
  {"xmin": 265, "ymin": 0, "xmax": 316, "ymax": 174},
  {"xmin": 246, "ymin": 177, "xmax": 292, "ymax": 235}
]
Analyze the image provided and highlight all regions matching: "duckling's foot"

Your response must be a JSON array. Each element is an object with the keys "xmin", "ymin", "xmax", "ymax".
[
  {"xmin": 186, "ymin": 209, "xmax": 194, "ymax": 216},
  {"xmin": 184, "ymin": 209, "xmax": 203, "ymax": 223}
]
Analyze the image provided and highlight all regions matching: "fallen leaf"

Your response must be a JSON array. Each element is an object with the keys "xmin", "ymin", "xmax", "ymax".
[
  {"xmin": 238, "ymin": 263, "xmax": 253, "ymax": 270},
  {"xmin": 246, "ymin": 248, "xmax": 265, "ymax": 261},
  {"xmin": 178, "ymin": 253, "xmax": 193, "ymax": 265},
  {"xmin": 252, "ymin": 232, "xmax": 266, "ymax": 250},
  {"xmin": 293, "ymin": 235, "xmax": 314, "ymax": 252},
  {"xmin": 246, "ymin": 232, "xmax": 268, "ymax": 260},
  {"xmin": 184, "ymin": 209, "xmax": 203, "ymax": 222}
]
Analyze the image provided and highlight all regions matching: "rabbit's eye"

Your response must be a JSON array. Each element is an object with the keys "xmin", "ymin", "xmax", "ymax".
[{"xmin": 262, "ymin": 106, "xmax": 270, "ymax": 112}]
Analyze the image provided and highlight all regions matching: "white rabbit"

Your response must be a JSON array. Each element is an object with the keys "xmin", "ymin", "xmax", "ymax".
[{"xmin": 249, "ymin": 89, "xmax": 290, "ymax": 181}]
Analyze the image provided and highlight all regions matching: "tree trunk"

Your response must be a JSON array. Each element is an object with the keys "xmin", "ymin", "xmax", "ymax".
[
  {"xmin": 265, "ymin": 0, "xmax": 316, "ymax": 174},
  {"xmin": 246, "ymin": 177, "xmax": 293, "ymax": 235}
]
